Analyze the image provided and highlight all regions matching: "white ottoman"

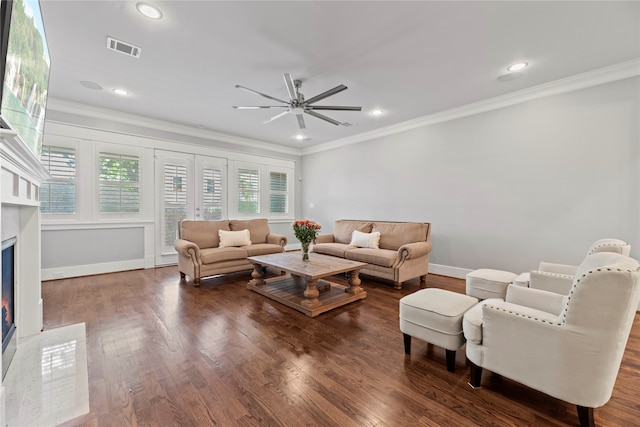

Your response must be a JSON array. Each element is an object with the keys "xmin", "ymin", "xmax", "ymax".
[
  {"xmin": 399, "ymin": 288, "xmax": 479, "ymax": 372},
  {"xmin": 466, "ymin": 268, "xmax": 517, "ymax": 300}
]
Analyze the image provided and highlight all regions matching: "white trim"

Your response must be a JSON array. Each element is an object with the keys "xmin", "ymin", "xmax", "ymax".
[
  {"xmin": 429, "ymin": 263, "xmax": 472, "ymax": 280},
  {"xmin": 46, "ymin": 98, "xmax": 301, "ymax": 156},
  {"xmin": 302, "ymin": 59, "xmax": 640, "ymax": 155},
  {"xmin": 42, "ymin": 219, "xmax": 154, "ymax": 230},
  {"xmin": 42, "ymin": 259, "xmax": 145, "ymax": 281}
]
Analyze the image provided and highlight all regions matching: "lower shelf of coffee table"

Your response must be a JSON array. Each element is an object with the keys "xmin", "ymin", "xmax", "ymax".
[{"xmin": 247, "ymin": 274, "xmax": 366, "ymax": 317}]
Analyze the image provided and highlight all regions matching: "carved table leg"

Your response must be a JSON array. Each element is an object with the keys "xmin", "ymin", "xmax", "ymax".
[
  {"xmin": 346, "ymin": 269, "xmax": 364, "ymax": 294},
  {"xmin": 301, "ymin": 279, "xmax": 321, "ymax": 308},
  {"xmin": 249, "ymin": 263, "xmax": 266, "ymax": 286}
]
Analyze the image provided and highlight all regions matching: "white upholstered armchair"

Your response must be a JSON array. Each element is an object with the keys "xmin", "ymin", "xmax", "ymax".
[
  {"xmin": 463, "ymin": 252, "xmax": 640, "ymax": 427},
  {"xmin": 513, "ymin": 238, "xmax": 631, "ymax": 294}
]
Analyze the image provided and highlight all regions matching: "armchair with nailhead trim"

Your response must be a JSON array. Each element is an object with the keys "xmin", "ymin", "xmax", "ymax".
[{"xmin": 462, "ymin": 252, "xmax": 640, "ymax": 427}]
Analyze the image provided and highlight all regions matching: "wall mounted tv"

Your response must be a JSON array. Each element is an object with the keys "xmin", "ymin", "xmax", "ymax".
[{"xmin": 0, "ymin": 0, "xmax": 50, "ymax": 157}]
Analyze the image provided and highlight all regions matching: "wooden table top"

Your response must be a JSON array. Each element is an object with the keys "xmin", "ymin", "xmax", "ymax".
[{"xmin": 248, "ymin": 251, "xmax": 367, "ymax": 281}]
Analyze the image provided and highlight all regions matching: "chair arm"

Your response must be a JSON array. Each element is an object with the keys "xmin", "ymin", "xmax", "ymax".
[
  {"xmin": 315, "ymin": 234, "xmax": 335, "ymax": 244},
  {"xmin": 538, "ymin": 261, "xmax": 578, "ymax": 275},
  {"xmin": 529, "ymin": 270, "xmax": 574, "ymax": 294},
  {"xmin": 174, "ymin": 239, "xmax": 201, "ymax": 262},
  {"xmin": 505, "ymin": 284, "xmax": 567, "ymax": 316},
  {"xmin": 266, "ymin": 233, "xmax": 287, "ymax": 247},
  {"xmin": 398, "ymin": 241, "xmax": 433, "ymax": 260}
]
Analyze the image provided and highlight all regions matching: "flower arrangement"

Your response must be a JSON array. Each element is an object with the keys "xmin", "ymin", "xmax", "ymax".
[{"xmin": 293, "ymin": 219, "xmax": 321, "ymax": 261}]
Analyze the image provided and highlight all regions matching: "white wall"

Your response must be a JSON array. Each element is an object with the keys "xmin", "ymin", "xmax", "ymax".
[{"xmin": 301, "ymin": 77, "xmax": 640, "ymax": 275}]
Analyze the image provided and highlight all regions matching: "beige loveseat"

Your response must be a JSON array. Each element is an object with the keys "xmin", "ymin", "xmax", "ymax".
[
  {"xmin": 174, "ymin": 219, "xmax": 287, "ymax": 286},
  {"xmin": 312, "ymin": 220, "xmax": 432, "ymax": 289}
]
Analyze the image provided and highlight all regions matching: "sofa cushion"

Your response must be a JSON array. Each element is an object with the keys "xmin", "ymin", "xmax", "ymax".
[
  {"xmin": 244, "ymin": 243, "xmax": 285, "ymax": 256},
  {"xmin": 372, "ymin": 222, "xmax": 428, "ymax": 251},
  {"xmin": 219, "ymin": 229, "xmax": 252, "ymax": 247},
  {"xmin": 333, "ymin": 220, "xmax": 373, "ymax": 244},
  {"xmin": 312, "ymin": 242, "xmax": 355, "ymax": 258},
  {"xmin": 345, "ymin": 248, "xmax": 397, "ymax": 268},
  {"xmin": 200, "ymin": 247, "xmax": 248, "ymax": 264},
  {"xmin": 350, "ymin": 230, "xmax": 381, "ymax": 249},
  {"xmin": 179, "ymin": 220, "xmax": 229, "ymax": 249},
  {"xmin": 230, "ymin": 219, "xmax": 270, "ymax": 244}
]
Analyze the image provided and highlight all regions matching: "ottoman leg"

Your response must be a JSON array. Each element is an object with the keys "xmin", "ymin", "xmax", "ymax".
[
  {"xmin": 445, "ymin": 350, "xmax": 456, "ymax": 372},
  {"xmin": 403, "ymin": 333, "xmax": 411, "ymax": 354}
]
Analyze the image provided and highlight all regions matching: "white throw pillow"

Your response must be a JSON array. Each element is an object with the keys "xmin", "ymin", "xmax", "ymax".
[
  {"xmin": 350, "ymin": 230, "xmax": 381, "ymax": 249},
  {"xmin": 219, "ymin": 229, "xmax": 252, "ymax": 247}
]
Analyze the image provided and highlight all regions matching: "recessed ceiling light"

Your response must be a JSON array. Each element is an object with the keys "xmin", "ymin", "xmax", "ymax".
[
  {"xmin": 80, "ymin": 80, "xmax": 103, "ymax": 90},
  {"xmin": 294, "ymin": 134, "xmax": 305, "ymax": 141},
  {"xmin": 112, "ymin": 88, "xmax": 130, "ymax": 96},
  {"xmin": 507, "ymin": 62, "xmax": 528, "ymax": 72},
  {"xmin": 370, "ymin": 109, "xmax": 384, "ymax": 116},
  {"xmin": 136, "ymin": 2, "xmax": 162, "ymax": 19}
]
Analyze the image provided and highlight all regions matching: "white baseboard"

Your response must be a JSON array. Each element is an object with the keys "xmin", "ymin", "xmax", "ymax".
[
  {"xmin": 42, "ymin": 259, "xmax": 145, "ymax": 281},
  {"xmin": 429, "ymin": 263, "xmax": 472, "ymax": 279}
]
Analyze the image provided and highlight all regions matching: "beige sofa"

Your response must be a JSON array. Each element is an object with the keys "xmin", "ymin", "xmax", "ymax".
[
  {"xmin": 174, "ymin": 218, "xmax": 287, "ymax": 286},
  {"xmin": 312, "ymin": 220, "xmax": 432, "ymax": 289}
]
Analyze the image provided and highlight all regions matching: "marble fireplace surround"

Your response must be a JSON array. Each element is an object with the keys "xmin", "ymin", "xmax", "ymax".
[{"xmin": 0, "ymin": 128, "xmax": 50, "ymax": 425}]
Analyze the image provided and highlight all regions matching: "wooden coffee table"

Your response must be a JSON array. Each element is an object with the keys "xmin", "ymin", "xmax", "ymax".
[{"xmin": 247, "ymin": 252, "xmax": 367, "ymax": 317}]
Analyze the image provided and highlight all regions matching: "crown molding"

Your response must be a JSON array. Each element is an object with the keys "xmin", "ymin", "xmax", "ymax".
[
  {"xmin": 302, "ymin": 59, "xmax": 640, "ymax": 156},
  {"xmin": 45, "ymin": 98, "xmax": 303, "ymax": 156}
]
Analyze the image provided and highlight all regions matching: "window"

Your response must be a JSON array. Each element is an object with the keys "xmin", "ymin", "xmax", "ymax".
[
  {"xmin": 202, "ymin": 166, "xmax": 224, "ymax": 220},
  {"xmin": 98, "ymin": 152, "xmax": 140, "ymax": 213},
  {"xmin": 40, "ymin": 145, "xmax": 76, "ymax": 214},
  {"xmin": 237, "ymin": 167, "xmax": 260, "ymax": 215},
  {"xmin": 269, "ymin": 171, "xmax": 288, "ymax": 214}
]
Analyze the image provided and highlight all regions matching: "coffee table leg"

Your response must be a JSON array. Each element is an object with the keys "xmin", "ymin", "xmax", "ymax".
[
  {"xmin": 346, "ymin": 269, "xmax": 364, "ymax": 294},
  {"xmin": 249, "ymin": 263, "xmax": 265, "ymax": 286},
  {"xmin": 301, "ymin": 279, "xmax": 321, "ymax": 308}
]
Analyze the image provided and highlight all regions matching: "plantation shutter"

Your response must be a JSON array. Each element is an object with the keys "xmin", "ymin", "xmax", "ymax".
[
  {"xmin": 99, "ymin": 152, "xmax": 140, "ymax": 213},
  {"xmin": 202, "ymin": 167, "xmax": 223, "ymax": 220},
  {"xmin": 269, "ymin": 171, "xmax": 288, "ymax": 214},
  {"xmin": 40, "ymin": 145, "xmax": 76, "ymax": 214},
  {"xmin": 237, "ymin": 168, "xmax": 260, "ymax": 214},
  {"xmin": 163, "ymin": 163, "xmax": 188, "ymax": 246}
]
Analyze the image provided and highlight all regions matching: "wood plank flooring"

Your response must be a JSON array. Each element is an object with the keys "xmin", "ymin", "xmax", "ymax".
[{"xmin": 42, "ymin": 267, "xmax": 640, "ymax": 426}]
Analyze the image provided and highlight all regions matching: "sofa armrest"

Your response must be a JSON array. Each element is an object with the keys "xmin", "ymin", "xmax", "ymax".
[
  {"xmin": 174, "ymin": 239, "xmax": 201, "ymax": 262},
  {"xmin": 505, "ymin": 284, "xmax": 567, "ymax": 316},
  {"xmin": 316, "ymin": 233, "xmax": 335, "ymax": 244},
  {"xmin": 538, "ymin": 261, "xmax": 578, "ymax": 275},
  {"xmin": 398, "ymin": 241, "xmax": 432, "ymax": 260},
  {"xmin": 529, "ymin": 270, "xmax": 574, "ymax": 295},
  {"xmin": 266, "ymin": 233, "xmax": 287, "ymax": 247}
]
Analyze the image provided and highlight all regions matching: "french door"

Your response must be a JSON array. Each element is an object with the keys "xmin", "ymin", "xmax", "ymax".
[{"xmin": 155, "ymin": 150, "xmax": 227, "ymax": 265}]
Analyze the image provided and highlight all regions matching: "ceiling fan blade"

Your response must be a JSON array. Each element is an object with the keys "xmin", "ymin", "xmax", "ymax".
[
  {"xmin": 304, "ymin": 110, "xmax": 342, "ymax": 126},
  {"xmin": 263, "ymin": 111, "xmax": 290, "ymax": 124},
  {"xmin": 233, "ymin": 106, "xmax": 289, "ymax": 109},
  {"xmin": 296, "ymin": 114, "xmax": 306, "ymax": 129},
  {"xmin": 235, "ymin": 84, "xmax": 289, "ymax": 104},
  {"xmin": 304, "ymin": 84, "xmax": 348, "ymax": 105},
  {"xmin": 307, "ymin": 105, "xmax": 362, "ymax": 111},
  {"xmin": 283, "ymin": 73, "xmax": 298, "ymax": 102}
]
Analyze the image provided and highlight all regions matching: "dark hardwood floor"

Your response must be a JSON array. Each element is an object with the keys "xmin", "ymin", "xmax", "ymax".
[{"xmin": 42, "ymin": 266, "xmax": 640, "ymax": 426}]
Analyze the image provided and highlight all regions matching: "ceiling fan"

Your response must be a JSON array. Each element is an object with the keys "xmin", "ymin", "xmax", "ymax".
[{"xmin": 233, "ymin": 73, "xmax": 362, "ymax": 129}]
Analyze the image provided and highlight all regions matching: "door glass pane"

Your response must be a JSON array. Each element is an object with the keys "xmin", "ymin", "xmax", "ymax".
[{"xmin": 163, "ymin": 163, "xmax": 188, "ymax": 247}]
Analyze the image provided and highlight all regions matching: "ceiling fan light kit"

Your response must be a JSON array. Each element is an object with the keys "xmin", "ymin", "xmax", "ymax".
[{"xmin": 233, "ymin": 73, "xmax": 362, "ymax": 130}]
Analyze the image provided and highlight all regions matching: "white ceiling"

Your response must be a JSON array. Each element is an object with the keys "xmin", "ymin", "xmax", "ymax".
[{"xmin": 39, "ymin": 1, "xmax": 640, "ymax": 149}]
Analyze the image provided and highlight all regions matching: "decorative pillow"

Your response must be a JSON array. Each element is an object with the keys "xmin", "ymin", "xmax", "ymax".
[
  {"xmin": 219, "ymin": 229, "xmax": 251, "ymax": 247},
  {"xmin": 349, "ymin": 230, "xmax": 381, "ymax": 249}
]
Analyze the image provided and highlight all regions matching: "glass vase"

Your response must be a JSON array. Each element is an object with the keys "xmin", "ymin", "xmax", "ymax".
[{"xmin": 301, "ymin": 242, "xmax": 310, "ymax": 261}]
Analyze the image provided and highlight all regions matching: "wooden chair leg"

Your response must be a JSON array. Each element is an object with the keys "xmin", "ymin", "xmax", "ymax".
[
  {"xmin": 469, "ymin": 361, "xmax": 482, "ymax": 388},
  {"xmin": 403, "ymin": 333, "xmax": 411, "ymax": 354},
  {"xmin": 180, "ymin": 272, "xmax": 186, "ymax": 280},
  {"xmin": 577, "ymin": 406, "xmax": 595, "ymax": 427},
  {"xmin": 445, "ymin": 349, "xmax": 456, "ymax": 372},
  {"xmin": 193, "ymin": 278, "xmax": 201, "ymax": 286},
  {"xmin": 394, "ymin": 281, "xmax": 403, "ymax": 290}
]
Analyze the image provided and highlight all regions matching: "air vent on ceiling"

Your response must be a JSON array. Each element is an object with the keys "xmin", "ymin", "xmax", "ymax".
[{"xmin": 106, "ymin": 36, "xmax": 141, "ymax": 58}]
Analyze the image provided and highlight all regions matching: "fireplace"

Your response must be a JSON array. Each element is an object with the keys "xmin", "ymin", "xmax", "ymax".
[{"xmin": 1, "ymin": 236, "xmax": 16, "ymax": 379}]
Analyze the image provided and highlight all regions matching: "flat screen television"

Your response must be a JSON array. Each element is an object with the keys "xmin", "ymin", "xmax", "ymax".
[{"xmin": 0, "ymin": 0, "xmax": 50, "ymax": 157}]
